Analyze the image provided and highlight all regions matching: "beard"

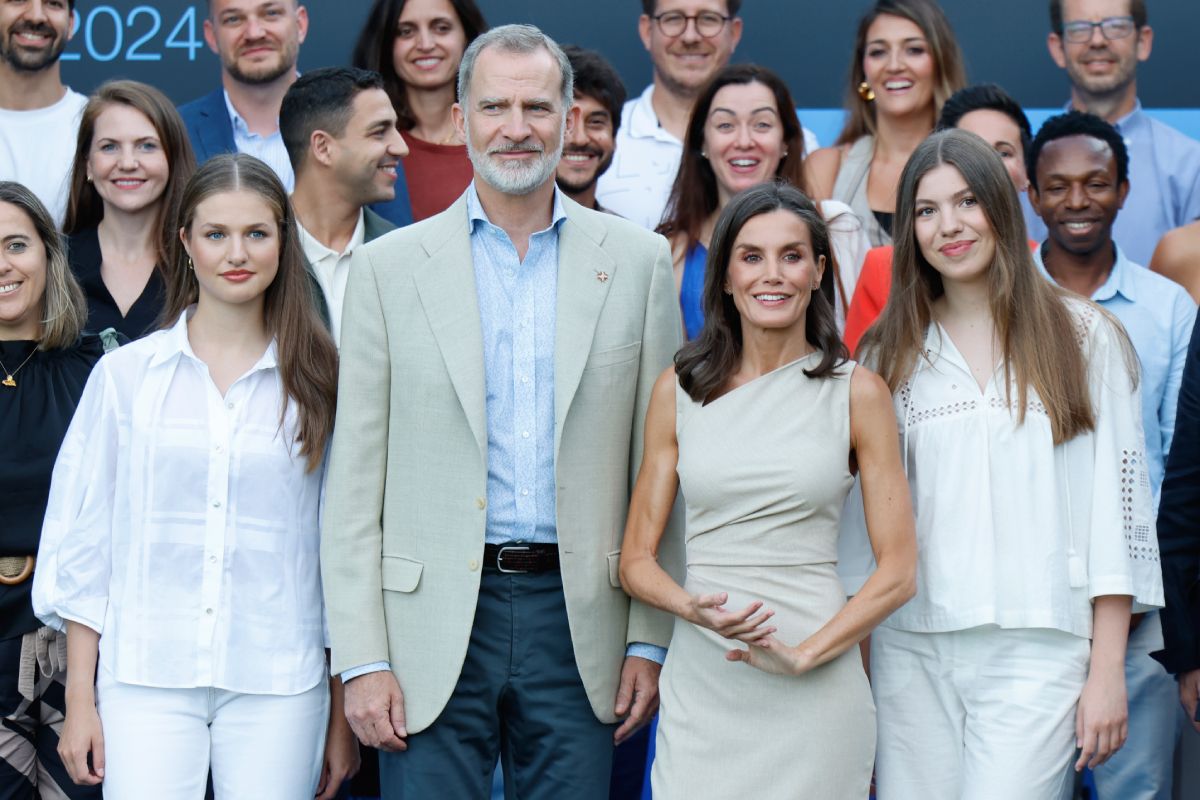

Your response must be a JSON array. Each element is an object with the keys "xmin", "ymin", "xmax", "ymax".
[
  {"xmin": 0, "ymin": 23, "xmax": 67, "ymax": 73},
  {"xmin": 466, "ymin": 117, "xmax": 565, "ymax": 196},
  {"xmin": 1066, "ymin": 49, "xmax": 1138, "ymax": 99},
  {"xmin": 222, "ymin": 41, "xmax": 298, "ymax": 86},
  {"xmin": 555, "ymin": 146, "xmax": 614, "ymax": 195}
]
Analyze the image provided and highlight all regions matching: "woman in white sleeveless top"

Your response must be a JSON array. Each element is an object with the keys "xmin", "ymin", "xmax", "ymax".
[{"xmin": 621, "ymin": 183, "xmax": 917, "ymax": 798}]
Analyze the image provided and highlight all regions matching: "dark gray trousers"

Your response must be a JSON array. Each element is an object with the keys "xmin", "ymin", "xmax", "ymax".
[{"xmin": 379, "ymin": 569, "xmax": 615, "ymax": 800}]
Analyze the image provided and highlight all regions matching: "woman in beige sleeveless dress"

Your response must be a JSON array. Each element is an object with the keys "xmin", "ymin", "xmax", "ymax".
[{"xmin": 620, "ymin": 183, "xmax": 917, "ymax": 799}]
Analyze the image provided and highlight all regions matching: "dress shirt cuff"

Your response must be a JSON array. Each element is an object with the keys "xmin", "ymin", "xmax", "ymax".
[
  {"xmin": 340, "ymin": 661, "xmax": 391, "ymax": 683},
  {"xmin": 626, "ymin": 643, "xmax": 667, "ymax": 665}
]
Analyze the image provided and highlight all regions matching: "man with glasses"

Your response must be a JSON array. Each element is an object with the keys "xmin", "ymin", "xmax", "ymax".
[
  {"xmin": 597, "ymin": 1, "xmax": 765, "ymax": 230},
  {"xmin": 1045, "ymin": 0, "xmax": 1200, "ymax": 266}
]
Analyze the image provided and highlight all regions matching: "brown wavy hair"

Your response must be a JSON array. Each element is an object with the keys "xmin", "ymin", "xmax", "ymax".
[
  {"xmin": 676, "ymin": 182, "xmax": 848, "ymax": 403},
  {"xmin": 835, "ymin": 0, "xmax": 966, "ymax": 146},
  {"xmin": 658, "ymin": 63, "xmax": 808, "ymax": 246},
  {"xmin": 0, "ymin": 182, "xmax": 86, "ymax": 349},
  {"xmin": 161, "ymin": 155, "xmax": 338, "ymax": 471},
  {"xmin": 63, "ymin": 80, "xmax": 196, "ymax": 268},
  {"xmin": 351, "ymin": 0, "xmax": 488, "ymax": 131},
  {"xmin": 858, "ymin": 130, "xmax": 1124, "ymax": 444}
]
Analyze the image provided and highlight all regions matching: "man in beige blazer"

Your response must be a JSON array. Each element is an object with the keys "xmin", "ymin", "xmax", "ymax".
[{"xmin": 321, "ymin": 24, "xmax": 682, "ymax": 799}]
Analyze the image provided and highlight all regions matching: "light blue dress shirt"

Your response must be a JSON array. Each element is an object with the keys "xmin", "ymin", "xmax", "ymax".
[
  {"xmin": 1028, "ymin": 102, "xmax": 1200, "ymax": 266},
  {"xmin": 343, "ymin": 183, "xmax": 663, "ymax": 681},
  {"xmin": 1035, "ymin": 243, "xmax": 1196, "ymax": 506},
  {"xmin": 222, "ymin": 90, "xmax": 295, "ymax": 192},
  {"xmin": 467, "ymin": 184, "xmax": 563, "ymax": 546}
]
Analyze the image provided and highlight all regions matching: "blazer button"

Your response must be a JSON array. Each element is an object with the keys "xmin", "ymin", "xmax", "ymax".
[
  {"xmin": 469, "ymin": 559, "xmax": 479, "ymax": 571},
  {"xmin": 475, "ymin": 497, "xmax": 486, "ymax": 510}
]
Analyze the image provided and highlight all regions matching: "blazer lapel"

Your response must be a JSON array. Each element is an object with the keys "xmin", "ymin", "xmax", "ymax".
[
  {"xmin": 554, "ymin": 203, "xmax": 615, "ymax": 454},
  {"xmin": 411, "ymin": 197, "xmax": 488, "ymax": 458}
]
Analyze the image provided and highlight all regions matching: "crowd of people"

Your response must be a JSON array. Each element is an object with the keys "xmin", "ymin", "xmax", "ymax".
[{"xmin": 2, "ymin": 0, "xmax": 1200, "ymax": 798}]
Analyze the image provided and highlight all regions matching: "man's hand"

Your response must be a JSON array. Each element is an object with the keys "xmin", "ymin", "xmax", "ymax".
[
  {"xmin": 613, "ymin": 656, "xmax": 661, "ymax": 745},
  {"xmin": 1180, "ymin": 669, "xmax": 1200, "ymax": 734},
  {"xmin": 343, "ymin": 670, "xmax": 408, "ymax": 751}
]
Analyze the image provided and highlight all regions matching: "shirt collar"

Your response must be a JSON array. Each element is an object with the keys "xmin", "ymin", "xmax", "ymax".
[
  {"xmin": 151, "ymin": 306, "xmax": 279, "ymax": 371},
  {"xmin": 223, "ymin": 89, "xmax": 252, "ymax": 137},
  {"xmin": 465, "ymin": 181, "xmax": 567, "ymax": 236},
  {"xmin": 297, "ymin": 211, "xmax": 366, "ymax": 263},
  {"xmin": 628, "ymin": 83, "xmax": 683, "ymax": 144},
  {"xmin": 1062, "ymin": 97, "xmax": 1146, "ymax": 135},
  {"xmin": 1033, "ymin": 241, "xmax": 1137, "ymax": 303}
]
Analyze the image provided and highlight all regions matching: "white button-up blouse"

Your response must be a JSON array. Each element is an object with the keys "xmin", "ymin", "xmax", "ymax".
[
  {"xmin": 841, "ymin": 299, "xmax": 1163, "ymax": 640},
  {"xmin": 33, "ymin": 312, "xmax": 327, "ymax": 695}
]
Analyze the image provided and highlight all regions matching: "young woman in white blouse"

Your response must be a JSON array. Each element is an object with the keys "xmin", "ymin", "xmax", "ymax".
[
  {"xmin": 854, "ymin": 129, "xmax": 1162, "ymax": 799},
  {"xmin": 33, "ymin": 154, "xmax": 357, "ymax": 798}
]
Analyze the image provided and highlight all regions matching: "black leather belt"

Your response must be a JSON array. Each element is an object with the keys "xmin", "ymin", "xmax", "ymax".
[{"xmin": 483, "ymin": 543, "xmax": 560, "ymax": 573}]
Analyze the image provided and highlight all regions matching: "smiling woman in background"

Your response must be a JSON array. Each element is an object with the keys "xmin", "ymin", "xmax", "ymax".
[
  {"xmin": 352, "ymin": 0, "xmax": 488, "ymax": 221},
  {"xmin": 63, "ymin": 80, "xmax": 196, "ymax": 340},
  {"xmin": 0, "ymin": 181, "xmax": 109, "ymax": 800},
  {"xmin": 658, "ymin": 64, "xmax": 870, "ymax": 339},
  {"xmin": 807, "ymin": 0, "xmax": 965, "ymax": 247}
]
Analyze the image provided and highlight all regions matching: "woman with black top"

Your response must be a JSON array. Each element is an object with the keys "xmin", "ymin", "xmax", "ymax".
[
  {"xmin": 0, "ymin": 181, "xmax": 112, "ymax": 799},
  {"xmin": 63, "ymin": 80, "xmax": 195, "ymax": 340}
]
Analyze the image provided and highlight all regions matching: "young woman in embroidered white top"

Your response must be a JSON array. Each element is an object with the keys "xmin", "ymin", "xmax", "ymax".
[
  {"xmin": 854, "ymin": 129, "xmax": 1162, "ymax": 799},
  {"xmin": 33, "ymin": 154, "xmax": 358, "ymax": 799}
]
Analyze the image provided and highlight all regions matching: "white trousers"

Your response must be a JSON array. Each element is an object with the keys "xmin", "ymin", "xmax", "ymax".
[
  {"xmin": 872, "ymin": 625, "xmax": 1089, "ymax": 800},
  {"xmin": 95, "ymin": 663, "xmax": 329, "ymax": 800}
]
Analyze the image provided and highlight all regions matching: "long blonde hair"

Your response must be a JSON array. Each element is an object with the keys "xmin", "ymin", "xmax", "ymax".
[{"xmin": 859, "ymin": 130, "xmax": 1104, "ymax": 444}]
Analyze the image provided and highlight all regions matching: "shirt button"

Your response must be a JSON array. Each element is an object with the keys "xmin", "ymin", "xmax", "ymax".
[
  {"xmin": 209, "ymin": 554, "xmax": 218, "ymax": 564},
  {"xmin": 215, "ymin": 444, "xmax": 224, "ymax": 453},
  {"xmin": 522, "ymin": 431, "xmax": 530, "ymax": 439},
  {"xmin": 521, "ymin": 376, "xmax": 530, "ymax": 385},
  {"xmin": 205, "ymin": 608, "xmax": 214, "ymax": 616},
  {"xmin": 226, "ymin": 402, "xmax": 235, "ymax": 410},
  {"xmin": 212, "ymin": 499, "xmax": 222, "ymax": 508},
  {"xmin": 468, "ymin": 559, "xmax": 479, "ymax": 571},
  {"xmin": 521, "ymin": 489, "xmax": 529, "ymax": 497},
  {"xmin": 475, "ymin": 497, "xmax": 486, "ymax": 510}
]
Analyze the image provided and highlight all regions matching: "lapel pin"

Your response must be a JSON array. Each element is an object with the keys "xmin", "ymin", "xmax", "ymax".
[{"xmin": 595, "ymin": 270, "xmax": 609, "ymax": 283}]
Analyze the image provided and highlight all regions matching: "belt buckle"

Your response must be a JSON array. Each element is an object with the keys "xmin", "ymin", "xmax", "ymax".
[{"xmin": 496, "ymin": 545, "xmax": 531, "ymax": 574}]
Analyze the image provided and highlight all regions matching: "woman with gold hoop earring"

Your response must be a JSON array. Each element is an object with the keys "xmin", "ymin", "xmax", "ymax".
[
  {"xmin": 806, "ymin": 0, "xmax": 966, "ymax": 248},
  {"xmin": 0, "ymin": 180, "xmax": 116, "ymax": 800}
]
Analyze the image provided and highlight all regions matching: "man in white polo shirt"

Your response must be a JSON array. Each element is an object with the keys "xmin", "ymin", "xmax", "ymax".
[
  {"xmin": 596, "ymin": 0, "xmax": 817, "ymax": 231},
  {"xmin": 0, "ymin": 0, "xmax": 86, "ymax": 227}
]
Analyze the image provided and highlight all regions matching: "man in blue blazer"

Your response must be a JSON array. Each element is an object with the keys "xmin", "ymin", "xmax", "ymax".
[{"xmin": 178, "ymin": 0, "xmax": 308, "ymax": 190}]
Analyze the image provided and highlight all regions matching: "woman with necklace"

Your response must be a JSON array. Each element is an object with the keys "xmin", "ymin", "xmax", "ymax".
[
  {"xmin": 353, "ymin": 0, "xmax": 488, "ymax": 222},
  {"xmin": 0, "ymin": 181, "xmax": 112, "ymax": 800}
]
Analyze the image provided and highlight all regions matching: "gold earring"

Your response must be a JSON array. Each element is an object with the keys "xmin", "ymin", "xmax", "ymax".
[
  {"xmin": 187, "ymin": 258, "xmax": 194, "ymax": 271},
  {"xmin": 857, "ymin": 81, "xmax": 875, "ymax": 102}
]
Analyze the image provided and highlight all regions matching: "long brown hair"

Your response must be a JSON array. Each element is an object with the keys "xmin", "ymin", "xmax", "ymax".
[
  {"xmin": 658, "ymin": 64, "xmax": 808, "ymax": 246},
  {"xmin": 859, "ymin": 130, "xmax": 1105, "ymax": 444},
  {"xmin": 351, "ymin": 0, "xmax": 488, "ymax": 131},
  {"xmin": 0, "ymin": 182, "xmax": 86, "ymax": 349},
  {"xmin": 63, "ymin": 80, "xmax": 196, "ymax": 268},
  {"xmin": 162, "ymin": 155, "xmax": 338, "ymax": 472},
  {"xmin": 676, "ymin": 182, "xmax": 848, "ymax": 403},
  {"xmin": 835, "ymin": 0, "xmax": 966, "ymax": 146}
]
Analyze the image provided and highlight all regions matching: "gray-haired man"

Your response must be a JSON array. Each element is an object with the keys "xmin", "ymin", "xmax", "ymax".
[{"xmin": 320, "ymin": 24, "xmax": 682, "ymax": 799}]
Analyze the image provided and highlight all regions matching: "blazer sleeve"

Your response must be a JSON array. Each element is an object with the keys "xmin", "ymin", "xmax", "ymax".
[
  {"xmin": 321, "ymin": 246, "xmax": 395, "ymax": 675},
  {"xmin": 624, "ymin": 234, "xmax": 685, "ymax": 648},
  {"xmin": 1153, "ymin": 318, "xmax": 1200, "ymax": 674}
]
